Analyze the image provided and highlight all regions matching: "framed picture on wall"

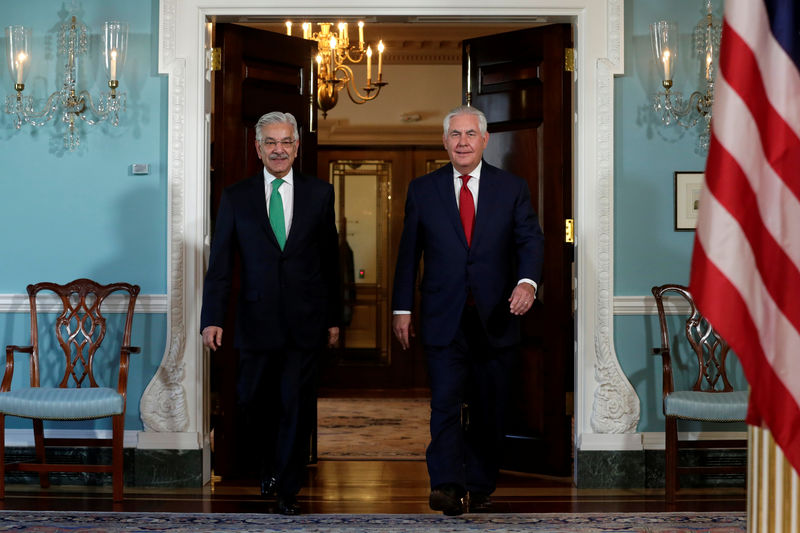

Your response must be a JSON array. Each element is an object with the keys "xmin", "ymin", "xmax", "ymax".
[{"xmin": 674, "ymin": 171, "xmax": 704, "ymax": 231}]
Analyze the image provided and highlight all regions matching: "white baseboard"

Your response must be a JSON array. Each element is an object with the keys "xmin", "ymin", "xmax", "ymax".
[
  {"xmin": 136, "ymin": 431, "xmax": 202, "ymax": 450},
  {"xmin": 640, "ymin": 431, "xmax": 748, "ymax": 450},
  {"xmin": 4, "ymin": 428, "xmax": 139, "ymax": 448},
  {"xmin": 4, "ymin": 429, "xmax": 204, "ymax": 450},
  {"xmin": 578, "ymin": 431, "xmax": 748, "ymax": 451}
]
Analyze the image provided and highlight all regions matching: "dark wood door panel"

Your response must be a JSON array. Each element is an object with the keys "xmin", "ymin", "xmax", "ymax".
[
  {"xmin": 464, "ymin": 24, "xmax": 573, "ymax": 476},
  {"xmin": 210, "ymin": 23, "xmax": 318, "ymax": 481}
]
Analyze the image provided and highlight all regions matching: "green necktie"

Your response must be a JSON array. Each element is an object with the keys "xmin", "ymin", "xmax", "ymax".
[{"xmin": 269, "ymin": 178, "xmax": 286, "ymax": 250}]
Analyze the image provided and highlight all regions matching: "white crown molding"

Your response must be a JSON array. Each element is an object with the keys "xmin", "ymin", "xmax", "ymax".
[
  {"xmin": 0, "ymin": 294, "xmax": 167, "ymax": 314},
  {"xmin": 153, "ymin": 0, "xmax": 632, "ymax": 472}
]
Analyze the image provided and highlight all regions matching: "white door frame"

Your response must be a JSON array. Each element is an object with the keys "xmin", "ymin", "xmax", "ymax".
[{"xmin": 145, "ymin": 0, "xmax": 639, "ymax": 483}]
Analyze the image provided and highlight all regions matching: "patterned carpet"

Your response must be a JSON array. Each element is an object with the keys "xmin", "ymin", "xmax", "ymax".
[
  {"xmin": 317, "ymin": 397, "xmax": 429, "ymax": 459},
  {"xmin": 0, "ymin": 511, "xmax": 747, "ymax": 532}
]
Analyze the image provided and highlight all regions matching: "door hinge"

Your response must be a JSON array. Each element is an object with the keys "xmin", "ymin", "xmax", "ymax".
[
  {"xmin": 565, "ymin": 218, "xmax": 574, "ymax": 244},
  {"xmin": 208, "ymin": 47, "xmax": 222, "ymax": 71},
  {"xmin": 564, "ymin": 48, "xmax": 575, "ymax": 72}
]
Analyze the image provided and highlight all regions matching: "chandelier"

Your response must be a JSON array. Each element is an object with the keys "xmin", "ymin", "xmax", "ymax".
[
  {"xmin": 650, "ymin": 0, "xmax": 720, "ymax": 153},
  {"xmin": 5, "ymin": 16, "xmax": 128, "ymax": 151},
  {"xmin": 286, "ymin": 20, "xmax": 387, "ymax": 118}
]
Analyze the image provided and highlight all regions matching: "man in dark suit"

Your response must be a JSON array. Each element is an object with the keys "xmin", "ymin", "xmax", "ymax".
[
  {"xmin": 200, "ymin": 111, "xmax": 341, "ymax": 515},
  {"xmin": 392, "ymin": 105, "xmax": 544, "ymax": 516}
]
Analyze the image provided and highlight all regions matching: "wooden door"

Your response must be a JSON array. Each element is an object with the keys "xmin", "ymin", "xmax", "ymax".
[
  {"xmin": 463, "ymin": 25, "xmax": 574, "ymax": 475},
  {"xmin": 210, "ymin": 23, "xmax": 318, "ymax": 481}
]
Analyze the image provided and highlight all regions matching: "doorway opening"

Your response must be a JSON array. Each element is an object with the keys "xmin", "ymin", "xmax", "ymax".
[{"xmin": 207, "ymin": 17, "xmax": 576, "ymax": 481}]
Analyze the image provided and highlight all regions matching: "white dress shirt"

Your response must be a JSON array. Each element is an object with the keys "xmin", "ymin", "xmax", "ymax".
[{"xmin": 264, "ymin": 168, "xmax": 294, "ymax": 236}]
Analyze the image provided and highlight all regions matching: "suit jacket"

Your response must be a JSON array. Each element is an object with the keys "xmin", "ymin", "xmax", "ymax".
[
  {"xmin": 200, "ymin": 171, "xmax": 341, "ymax": 351},
  {"xmin": 392, "ymin": 161, "xmax": 544, "ymax": 348}
]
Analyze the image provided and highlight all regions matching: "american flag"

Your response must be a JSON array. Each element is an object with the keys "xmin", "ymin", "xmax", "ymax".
[{"xmin": 689, "ymin": 0, "xmax": 800, "ymax": 470}]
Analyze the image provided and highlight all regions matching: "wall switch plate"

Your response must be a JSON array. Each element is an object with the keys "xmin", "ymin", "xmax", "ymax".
[{"xmin": 131, "ymin": 163, "xmax": 150, "ymax": 175}]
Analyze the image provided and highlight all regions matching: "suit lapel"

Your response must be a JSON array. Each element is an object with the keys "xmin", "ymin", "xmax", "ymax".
[{"xmin": 434, "ymin": 164, "xmax": 469, "ymax": 249}]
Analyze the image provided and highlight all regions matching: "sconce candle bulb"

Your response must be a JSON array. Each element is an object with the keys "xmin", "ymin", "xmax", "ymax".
[
  {"xmin": 649, "ymin": 0, "xmax": 720, "ymax": 153},
  {"xmin": 5, "ymin": 16, "xmax": 127, "ymax": 151}
]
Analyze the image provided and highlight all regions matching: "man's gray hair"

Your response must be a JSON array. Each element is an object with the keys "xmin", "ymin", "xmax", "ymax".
[
  {"xmin": 443, "ymin": 105, "xmax": 488, "ymax": 136},
  {"xmin": 255, "ymin": 111, "xmax": 299, "ymax": 142}
]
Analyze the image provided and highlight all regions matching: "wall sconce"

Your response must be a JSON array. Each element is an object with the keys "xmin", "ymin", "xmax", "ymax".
[
  {"xmin": 286, "ymin": 20, "xmax": 387, "ymax": 119},
  {"xmin": 5, "ymin": 16, "xmax": 128, "ymax": 151},
  {"xmin": 650, "ymin": 0, "xmax": 720, "ymax": 153}
]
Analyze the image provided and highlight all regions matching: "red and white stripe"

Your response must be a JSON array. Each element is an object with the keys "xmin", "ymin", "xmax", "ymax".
[{"xmin": 689, "ymin": 0, "xmax": 800, "ymax": 469}]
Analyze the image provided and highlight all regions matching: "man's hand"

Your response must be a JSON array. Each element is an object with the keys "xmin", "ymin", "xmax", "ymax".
[
  {"xmin": 327, "ymin": 327, "xmax": 340, "ymax": 347},
  {"xmin": 202, "ymin": 326, "xmax": 223, "ymax": 351},
  {"xmin": 392, "ymin": 314, "xmax": 415, "ymax": 350},
  {"xmin": 508, "ymin": 283, "xmax": 536, "ymax": 315}
]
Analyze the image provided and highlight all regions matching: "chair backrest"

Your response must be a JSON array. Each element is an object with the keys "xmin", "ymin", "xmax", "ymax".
[
  {"xmin": 651, "ymin": 284, "xmax": 734, "ymax": 393},
  {"xmin": 26, "ymin": 279, "xmax": 140, "ymax": 389}
]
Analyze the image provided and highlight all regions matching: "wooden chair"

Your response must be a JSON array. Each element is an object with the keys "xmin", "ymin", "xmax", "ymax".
[
  {"xmin": 651, "ymin": 284, "xmax": 748, "ymax": 504},
  {"xmin": 0, "ymin": 279, "xmax": 140, "ymax": 502}
]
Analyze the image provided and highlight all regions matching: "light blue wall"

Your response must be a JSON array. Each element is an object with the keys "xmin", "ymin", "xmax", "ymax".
[
  {"xmin": 614, "ymin": 0, "xmax": 747, "ymax": 433},
  {"xmin": 615, "ymin": 0, "xmax": 714, "ymax": 294},
  {"xmin": 0, "ymin": 0, "xmax": 167, "ymax": 431}
]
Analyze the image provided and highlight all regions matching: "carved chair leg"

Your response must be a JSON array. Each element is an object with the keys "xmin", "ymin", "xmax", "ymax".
[
  {"xmin": 665, "ymin": 416, "xmax": 678, "ymax": 505},
  {"xmin": 0, "ymin": 415, "xmax": 5, "ymax": 499},
  {"xmin": 112, "ymin": 415, "xmax": 124, "ymax": 502},
  {"xmin": 32, "ymin": 419, "xmax": 49, "ymax": 489}
]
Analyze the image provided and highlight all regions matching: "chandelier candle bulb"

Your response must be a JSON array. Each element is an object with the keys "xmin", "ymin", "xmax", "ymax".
[
  {"xmin": 302, "ymin": 22, "xmax": 310, "ymax": 40},
  {"xmin": 377, "ymin": 40, "xmax": 384, "ymax": 78},
  {"xmin": 366, "ymin": 45, "xmax": 372, "ymax": 84},
  {"xmin": 662, "ymin": 50, "xmax": 671, "ymax": 81},
  {"xmin": 285, "ymin": 21, "xmax": 292, "ymax": 36},
  {"xmin": 358, "ymin": 21, "xmax": 364, "ymax": 49}
]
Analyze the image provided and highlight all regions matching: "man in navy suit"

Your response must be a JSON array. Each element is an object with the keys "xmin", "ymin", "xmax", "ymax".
[
  {"xmin": 392, "ymin": 105, "xmax": 544, "ymax": 516},
  {"xmin": 200, "ymin": 111, "xmax": 341, "ymax": 515}
]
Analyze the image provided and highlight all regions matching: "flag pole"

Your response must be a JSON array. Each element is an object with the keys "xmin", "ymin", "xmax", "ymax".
[{"xmin": 749, "ymin": 425, "xmax": 800, "ymax": 532}]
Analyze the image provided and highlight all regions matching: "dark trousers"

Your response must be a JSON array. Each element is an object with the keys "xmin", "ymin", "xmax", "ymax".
[
  {"xmin": 425, "ymin": 305, "xmax": 517, "ymax": 494},
  {"xmin": 237, "ymin": 344, "xmax": 318, "ymax": 496}
]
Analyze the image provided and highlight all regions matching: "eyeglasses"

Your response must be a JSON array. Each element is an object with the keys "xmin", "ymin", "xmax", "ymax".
[{"xmin": 260, "ymin": 138, "xmax": 296, "ymax": 149}]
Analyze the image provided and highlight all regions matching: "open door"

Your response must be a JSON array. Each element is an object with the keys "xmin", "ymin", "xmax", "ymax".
[
  {"xmin": 210, "ymin": 23, "xmax": 318, "ymax": 481},
  {"xmin": 463, "ymin": 25, "xmax": 574, "ymax": 476}
]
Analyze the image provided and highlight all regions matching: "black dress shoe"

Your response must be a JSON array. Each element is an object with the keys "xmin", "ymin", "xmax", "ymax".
[
  {"xmin": 468, "ymin": 491, "xmax": 492, "ymax": 512},
  {"xmin": 429, "ymin": 484, "xmax": 465, "ymax": 516},
  {"xmin": 260, "ymin": 476, "xmax": 278, "ymax": 498},
  {"xmin": 277, "ymin": 494, "xmax": 301, "ymax": 515}
]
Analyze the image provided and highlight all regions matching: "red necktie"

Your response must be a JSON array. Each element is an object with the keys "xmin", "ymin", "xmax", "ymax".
[{"xmin": 459, "ymin": 175, "xmax": 475, "ymax": 246}]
